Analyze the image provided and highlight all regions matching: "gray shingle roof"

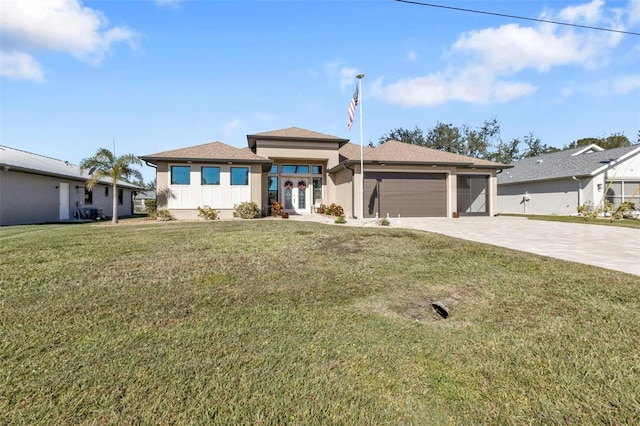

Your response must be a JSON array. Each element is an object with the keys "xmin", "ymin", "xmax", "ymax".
[
  {"xmin": 497, "ymin": 144, "xmax": 640, "ymax": 185},
  {"xmin": 0, "ymin": 145, "xmax": 140, "ymax": 188}
]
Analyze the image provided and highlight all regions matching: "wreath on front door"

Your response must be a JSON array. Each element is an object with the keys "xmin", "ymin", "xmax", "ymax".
[
  {"xmin": 298, "ymin": 180, "xmax": 307, "ymax": 191},
  {"xmin": 284, "ymin": 180, "xmax": 293, "ymax": 190}
]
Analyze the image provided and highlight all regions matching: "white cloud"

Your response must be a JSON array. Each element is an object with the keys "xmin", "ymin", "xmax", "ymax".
[
  {"xmin": 0, "ymin": 51, "xmax": 44, "ymax": 82},
  {"xmin": 612, "ymin": 74, "xmax": 640, "ymax": 94},
  {"xmin": 380, "ymin": 69, "xmax": 537, "ymax": 107},
  {"xmin": 0, "ymin": 0, "xmax": 137, "ymax": 81},
  {"xmin": 452, "ymin": 24, "xmax": 593, "ymax": 73},
  {"xmin": 376, "ymin": 0, "xmax": 630, "ymax": 107},
  {"xmin": 558, "ymin": 0, "xmax": 605, "ymax": 24},
  {"xmin": 407, "ymin": 51, "xmax": 417, "ymax": 62}
]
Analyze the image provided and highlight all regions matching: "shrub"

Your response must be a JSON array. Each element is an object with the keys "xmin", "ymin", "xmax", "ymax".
[
  {"xmin": 325, "ymin": 203, "xmax": 344, "ymax": 217},
  {"xmin": 233, "ymin": 202, "xmax": 261, "ymax": 219},
  {"xmin": 377, "ymin": 217, "xmax": 390, "ymax": 226},
  {"xmin": 334, "ymin": 215, "xmax": 347, "ymax": 224},
  {"xmin": 270, "ymin": 202, "xmax": 283, "ymax": 217},
  {"xmin": 155, "ymin": 209, "xmax": 173, "ymax": 221},
  {"xmin": 144, "ymin": 199, "xmax": 157, "ymax": 215},
  {"xmin": 197, "ymin": 206, "xmax": 220, "ymax": 220}
]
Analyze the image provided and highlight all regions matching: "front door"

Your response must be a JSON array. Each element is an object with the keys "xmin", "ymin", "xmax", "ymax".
[{"xmin": 283, "ymin": 178, "xmax": 310, "ymax": 214}]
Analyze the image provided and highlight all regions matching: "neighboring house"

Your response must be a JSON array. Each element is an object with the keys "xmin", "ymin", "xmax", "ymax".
[
  {"xmin": 133, "ymin": 190, "xmax": 156, "ymax": 214},
  {"xmin": 141, "ymin": 127, "xmax": 508, "ymax": 220},
  {"xmin": 0, "ymin": 145, "xmax": 140, "ymax": 226},
  {"xmin": 497, "ymin": 144, "xmax": 640, "ymax": 215}
]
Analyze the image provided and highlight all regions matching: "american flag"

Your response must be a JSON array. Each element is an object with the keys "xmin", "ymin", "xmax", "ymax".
[{"xmin": 347, "ymin": 83, "xmax": 359, "ymax": 131}]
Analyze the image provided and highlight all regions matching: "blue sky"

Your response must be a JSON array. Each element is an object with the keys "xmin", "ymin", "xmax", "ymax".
[{"xmin": 2, "ymin": 0, "xmax": 639, "ymax": 183}]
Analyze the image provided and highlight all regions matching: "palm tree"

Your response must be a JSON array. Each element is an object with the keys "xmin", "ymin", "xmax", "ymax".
[{"xmin": 80, "ymin": 148, "xmax": 143, "ymax": 224}]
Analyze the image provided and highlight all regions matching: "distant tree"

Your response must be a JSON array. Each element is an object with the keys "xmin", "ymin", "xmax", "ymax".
[
  {"xmin": 461, "ymin": 118, "xmax": 500, "ymax": 159},
  {"xmin": 565, "ymin": 133, "xmax": 631, "ymax": 150},
  {"xmin": 425, "ymin": 122, "xmax": 466, "ymax": 154},
  {"xmin": 80, "ymin": 148, "xmax": 143, "ymax": 224},
  {"xmin": 521, "ymin": 133, "xmax": 560, "ymax": 158},
  {"xmin": 377, "ymin": 126, "xmax": 427, "ymax": 146},
  {"xmin": 377, "ymin": 118, "xmax": 501, "ymax": 159},
  {"xmin": 488, "ymin": 138, "xmax": 521, "ymax": 164}
]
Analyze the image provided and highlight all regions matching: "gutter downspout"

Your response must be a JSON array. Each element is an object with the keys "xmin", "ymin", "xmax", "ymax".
[
  {"xmin": 343, "ymin": 164, "xmax": 355, "ymax": 219},
  {"xmin": 572, "ymin": 176, "xmax": 583, "ymax": 208}
]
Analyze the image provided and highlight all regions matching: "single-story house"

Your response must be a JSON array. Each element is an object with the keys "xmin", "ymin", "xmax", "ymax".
[
  {"xmin": 497, "ymin": 144, "xmax": 640, "ymax": 215},
  {"xmin": 134, "ymin": 190, "xmax": 156, "ymax": 214},
  {"xmin": 0, "ymin": 145, "xmax": 140, "ymax": 226},
  {"xmin": 141, "ymin": 127, "xmax": 508, "ymax": 220}
]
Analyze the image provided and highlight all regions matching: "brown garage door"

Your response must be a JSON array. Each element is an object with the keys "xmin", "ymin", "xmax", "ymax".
[{"xmin": 364, "ymin": 172, "xmax": 447, "ymax": 218}]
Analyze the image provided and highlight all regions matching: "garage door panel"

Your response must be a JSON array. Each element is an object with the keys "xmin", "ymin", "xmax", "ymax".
[{"xmin": 364, "ymin": 172, "xmax": 446, "ymax": 218}]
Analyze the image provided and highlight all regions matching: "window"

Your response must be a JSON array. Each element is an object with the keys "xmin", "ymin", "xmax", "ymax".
[
  {"xmin": 313, "ymin": 177, "xmax": 322, "ymax": 204},
  {"xmin": 201, "ymin": 167, "xmax": 220, "ymax": 185},
  {"xmin": 118, "ymin": 188, "xmax": 124, "ymax": 205},
  {"xmin": 171, "ymin": 166, "xmax": 190, "ymax": 185},
  {"xmin": 269, "ymin": 164, "xmax": 278, "ymax": 174},
  {"xmin": 268, "ymin": 176, "xmax": 278, "ymax": 204},
  {"xmin": 105, "ymin": 187, "xmax": 109, "ymax": 197},
  {"xmin": 281, "ymin": 165, "xmax": 309, "ymax": 174},
  {"xmin": 231, "ymin": 167, "xmax": 249, "ymax": 185},
  {"xmin": 312, "ymin": 165, "xmax": 322, "ymax": 174},
  {"xmin": 84, "ymin": 189, "xmax": 93, "ymax": 204}
]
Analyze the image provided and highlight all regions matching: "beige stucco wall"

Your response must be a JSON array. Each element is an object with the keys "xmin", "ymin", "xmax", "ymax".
[
  {"xmin": 154, "ymin": 161, "xmax": 262, "ymax": 220},
  {"xmin": 0, "ymin": 170, "xmax": 134, "ymax": 225},
  {"xmin": 255, "ymin": 140, "xmax": 340, "ymax": 169},
  {"xmin": 331, "ymin": 167, "xmax": 355, "ymax": 217}
]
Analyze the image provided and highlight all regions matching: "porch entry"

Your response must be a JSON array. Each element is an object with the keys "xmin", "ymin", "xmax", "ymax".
[
  {"xmin": 268, "ymin": 164, "xmax": 324, "ymax": 215},
  {"xmin": 283, "ymin": 178, "xmax": 311, "ymax": 214},
  {"xmin": 456, "ymin": 175, "xmax": 489, "ymax": 216}
]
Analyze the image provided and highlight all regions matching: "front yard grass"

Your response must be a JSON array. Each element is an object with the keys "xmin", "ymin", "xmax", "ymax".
[{"xmin": 1, "ymin": 221, "xmax": 639, "ymax": 424}]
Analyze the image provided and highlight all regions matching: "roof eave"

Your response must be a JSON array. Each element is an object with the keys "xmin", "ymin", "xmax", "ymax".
[
  {"xmin": 140, "ymin": 156, "xmax": 272, "ymax": 165},
  {"xmin": 328, "ymin": 159, "xmax": 507, "ymax": 173},
  {"xmin": 7, "ymin": 166, "xmax": 141, "ymax": 189},
  {"xmin": 247, "ymin": 135, "xmax": 350, "ymax": 150}
]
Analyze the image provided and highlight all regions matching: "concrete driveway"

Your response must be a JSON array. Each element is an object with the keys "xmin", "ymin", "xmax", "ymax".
[
  {"xmin": 290, "ymin": 214, "xmax": 640, "ymax": 276},
  {"xmin": 398, "ymin": 216, "xmax": 640, "ymax": 277}
]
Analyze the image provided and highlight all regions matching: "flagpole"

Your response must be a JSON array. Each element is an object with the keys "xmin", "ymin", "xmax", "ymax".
[{"xmin": 356, "ymin": 73, "xmax": 365, "ymax": 225}]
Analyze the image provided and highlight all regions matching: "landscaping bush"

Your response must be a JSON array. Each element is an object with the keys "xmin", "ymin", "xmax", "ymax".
[
  {"xmin": 270, "ymin": 202, "xmax": 283, "ymax": 217},
  {"xmin": 325, "ymin": 203, "xmax": 344, "ymax": 217},
  {"xmin": 197, "ymin": 206, "xmax": 220, "ymax": 220},
  {"xmin": 334, "ymin": 215, "xmax": 347, "ymax": 224},
  {"xmin": 155, "ymin": 209, "xmax": 173, "ymax": 221},
  {"xmin": 233, "ymin": 201, "xmax": 261, "ymax": 219},
  {"xmin": 144, "ymin": 199, "xmax": 157, "ymax": 216},
  {"xmin": 377, "ymin": 217, "xmax": 390, "ymax": 226}
]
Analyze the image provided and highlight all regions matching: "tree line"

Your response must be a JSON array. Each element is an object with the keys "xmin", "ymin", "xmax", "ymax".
[{"xmin": 375, "ymin": 118, "xmax": 637, "ymax": 164}]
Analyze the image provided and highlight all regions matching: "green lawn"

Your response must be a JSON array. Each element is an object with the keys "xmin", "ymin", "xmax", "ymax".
[{"xmin": 1, "ymin": 220, "xmax": 639, "ymax": 424}]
